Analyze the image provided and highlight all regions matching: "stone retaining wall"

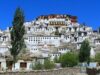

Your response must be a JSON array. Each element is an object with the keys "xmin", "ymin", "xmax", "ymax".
[{"xmin": 0, "ymin": 68, "xmax": 87, "ymax": 75}]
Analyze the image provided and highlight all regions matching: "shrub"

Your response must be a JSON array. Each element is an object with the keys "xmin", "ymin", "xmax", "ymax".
[
  {"xmin": 44, "ymin": 59, "xmax": 55, "ymax": 69},
  {"xmin": 59, "ymin": 52, "xmax": 78, "ymax": 67},
  {"xmin": 33, "ymin": 62, "xmax": 43, "ymax": 70}
]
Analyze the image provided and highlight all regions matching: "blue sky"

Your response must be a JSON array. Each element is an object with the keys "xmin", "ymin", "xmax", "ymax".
[{"xmin": 0, "ymin": 0, "xmax": 100, "ymax": 30}]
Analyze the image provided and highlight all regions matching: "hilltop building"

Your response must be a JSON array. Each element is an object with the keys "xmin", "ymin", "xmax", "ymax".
[{"xmin": 0, "ymin": 14, "xmax": 98, "ymax": 71}]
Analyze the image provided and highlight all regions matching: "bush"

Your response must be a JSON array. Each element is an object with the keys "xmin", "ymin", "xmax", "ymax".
[
  {"xmin": 95, "ymin": 53, "xmax": 100, "ymax": 63},
  {"xmin": 44, "ymin": 59, "xmax": 55, "ymax": 69},
  {"xmin": 33, "ymin": 62, "xmax": 43, "ymax": 70},
  {"xmin": 59, "ymin": 52, "xmax": 78, "ymax": 67}
]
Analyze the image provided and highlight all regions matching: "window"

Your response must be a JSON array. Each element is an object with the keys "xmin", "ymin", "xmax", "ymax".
[
  {"xmin": 69, "ymin": 28, "xmax": 71, "ymax": 31},
  {"xmin": 84, "ymin": 32, "xmax": 87, "ymax": 36},
  {"xmin": 78, "ymin": 32, "xmax": 81, "ymax": 36},
  {"xmin": 28, "ymin": 27, "xmax": 30, "ymax": 31},
  {"xmin": 74, "ymin": 37, "xmax": 77, "ymax": 42},
  {"xmin": 20, "ymin": 62, "xmax": 27, "ymax": 68}
]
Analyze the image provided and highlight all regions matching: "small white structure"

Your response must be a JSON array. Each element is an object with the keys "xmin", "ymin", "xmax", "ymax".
[
  {"xmin": 0, "ymin": 58, "xmax": 6, "ymax": 71},
  {"xmin": 90, "ymin": 47, "xmax": 95, "ymax": 58},
  {"xmin": 12, "ymin": 60, "xmax": 32, "ymax": 71}
]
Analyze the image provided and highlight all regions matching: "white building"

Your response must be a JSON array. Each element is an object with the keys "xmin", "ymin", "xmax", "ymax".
[{"xmin": 0, "ymin": 14, "xmax": 99, "ymax": 71}]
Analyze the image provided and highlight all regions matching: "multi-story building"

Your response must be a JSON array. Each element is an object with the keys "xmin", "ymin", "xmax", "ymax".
[{"xmin": 0, "ymin": 14, "xmax": 99, "ymax": 71}]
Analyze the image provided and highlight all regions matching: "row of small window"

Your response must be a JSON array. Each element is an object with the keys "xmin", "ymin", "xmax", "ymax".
[
  {"xmin": 49, "ymin": 21, "xmax": 65, "ymax": 25},
  {"xmin": 67, "ymin": 28, "xmax": 87, "ymax": 32},
  {"xmin": 65, "ymin": 36, "xmax": 70, "ymax": 39},
  {"xmin": 78, "ymin": 33, "xmax": 87, "ymax": 36},
  {"xmin": 68, "ymin": 28, "xmax": 77, "ymax": 31},
  {"xmin": 29, "ymin": 40, "xmax": 41, "ymax": 41},
  {"xmin": 32, "ymin": 49, "xmax": 38, "ymax": 50},
  {"xmin": 28, "ymin": 37, "xmax": 59, "ymax": 40},
  {"xmin": 95, "ymin": 41, "xmax": 100, "ymax": 43},
  {"xmin": 0, "ymin": 37, "xmax": 8, "ymax": 41},
  {"xmin": 29, "ymin": 41, "xmax": 41, "ymax": 44},
  {"xmin": 52, "ymin": 54, "xmax": 60, "ymax": 56},
  {"xmin": 58, "ymin": 49, "xmax": 67, "ymax": 51},
  {"xmin": 68, "ymin": 27, "xmax": 85, "ymax": 31},
  {"xmin": 28, "ymin": 29, "xmax": 54, "ymax": 31},
  {"xmin": 33, "ymin": 28, "xmax": 54, "ymax": 31},
  {"xmin": 28, "ymin": 27, "xmax": 55, "ymax": 31}
]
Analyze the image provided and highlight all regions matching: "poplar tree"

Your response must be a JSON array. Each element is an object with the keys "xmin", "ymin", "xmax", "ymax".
[
  {"xmin": 79, "ymin": 40, "xmax": 91, "ymax": 64},
  {"xmin": 10, "ymin": 8, "xmax": 25, "ymax": 67}
]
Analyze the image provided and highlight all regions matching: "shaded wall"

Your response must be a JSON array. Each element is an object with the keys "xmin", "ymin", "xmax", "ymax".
[{"xmin": 0, "ymin": 68, "xmax": 87, "ymax": 75}]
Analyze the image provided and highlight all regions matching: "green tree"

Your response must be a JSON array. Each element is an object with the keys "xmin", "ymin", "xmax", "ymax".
[
  {"xmin": 10, "ymin": 8, "xmax": 25, "ymax": 68},
  {"xmin": 95, "ymin": 53, "xmax": 100, "ymax": 63},
  {"xmin": 44, "ymin": 59, "xmax": 55, "ymax": 69},
  {"xmin": 59, "ymin": 52, "xmax": 78, "ymax": 67},
  {"xmin": 79, "ymin": 40, "xmax": 91, "ymax": 64}
]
